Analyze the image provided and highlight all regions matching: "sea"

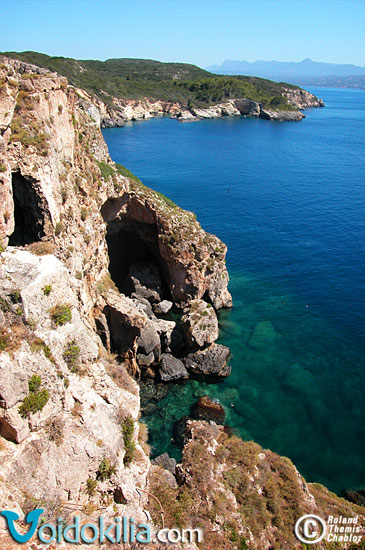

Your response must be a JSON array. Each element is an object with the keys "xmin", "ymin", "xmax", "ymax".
[{"xmin": 102, "ymin": 87, "xmax": 365, "ymax": 494}]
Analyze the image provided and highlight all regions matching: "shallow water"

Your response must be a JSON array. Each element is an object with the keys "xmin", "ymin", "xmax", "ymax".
[{"xmin": 103, "ymin": 88, "xmax": 365, "ymax": 493}]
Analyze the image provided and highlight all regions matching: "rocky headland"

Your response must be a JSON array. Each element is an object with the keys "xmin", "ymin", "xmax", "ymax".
[
  {"xmin": 0, "ymin": 57, "xmax": 363, "ymax": 549},
  {"xmin": 97, "ymin": 90, "xmax": 324, "ymax": 127}
]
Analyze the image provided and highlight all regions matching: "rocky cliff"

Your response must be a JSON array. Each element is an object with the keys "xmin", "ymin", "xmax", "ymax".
[
  {"xmin": 97, "ymin": 93, "xmax": 323, "ymax": 127},
  {"xmin": 0, "ymin": 57, "xmax": 363, "ymax": 549}
]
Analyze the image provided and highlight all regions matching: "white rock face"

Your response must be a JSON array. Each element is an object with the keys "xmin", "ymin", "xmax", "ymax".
[{"xmin": 0, "ymin": 248, "xmax": 149, "ymax": 525}]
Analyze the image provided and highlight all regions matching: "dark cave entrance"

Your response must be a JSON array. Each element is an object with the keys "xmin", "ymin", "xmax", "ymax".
[
  {"xmin": 106, "ymin": 227, "xmax": 159, "ymax": 294},
  {"xmin": 101, "ymin": 198, "xmax": 171, "ymax": 300},
  {"xmin": 9, "ymin": 172, "xmax": 48, "ymax": 246}
]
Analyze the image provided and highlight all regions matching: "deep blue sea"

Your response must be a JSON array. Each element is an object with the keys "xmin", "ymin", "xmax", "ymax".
[{"xmin": 103, "ymin": 88, "xmax": 365, "ymax": 494}]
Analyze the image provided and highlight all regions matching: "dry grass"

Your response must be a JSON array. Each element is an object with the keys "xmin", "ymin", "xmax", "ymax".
[
  {"xmin": 27, "ymin": 241, "xmax": 54, "ymax": 256},
  {"xmin": 106, "ymin": 363, "xmax": 138, "ymax": 395}
]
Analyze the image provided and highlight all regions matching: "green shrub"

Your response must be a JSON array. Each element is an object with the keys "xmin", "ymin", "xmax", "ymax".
[
  {"xmin": 97, "ymin": 160, "xmax": 114, "ymax": 181},
  {"xmin": 30, "ymin": 338, "xmax": 55, "ymax": 363},
  {"xmin": 50, "ymin": 304, "xmax": 72, "ymax": 326},
  {"xmin": 96, "ymin": 458, "xmax": 116, "ymax": 481},
  {"xmin": 115, "ymin": 163, "xmax": 141, "ymax": 184},
  {"xmin": 122, "ymin": 416, "xmax": 135, "ymax": 466},
  {"xmin": 63, "ymin": 340, "xmax": 80, "ymax": 373},
  {"xmin": 10, "ymin": 289, "xmax": 21, "ymax": 303},
  {"xmin": 54, "ymin": 221, "xmax": 64, "ymax": 236},
  {"xmin": 42, "ymin": 284, "xmax": 52, "ymax": 296},
  {"xmin": 28, "ymin": 374, "xmax": 41, "ymax": 392},
  {"xmin": 86, "ymin": 477, "xmax": 97, "ymax": 496},
  {"xmin": 0, "ymin": 163, "xmax": 6, "ymax": 172},
  {"xmin": 0, "ymin": 332, "xmax": 9, "ymax": 351},
  {"xmin": 18, "ymin": 376, "xmax": 49, "ymax": 418}
]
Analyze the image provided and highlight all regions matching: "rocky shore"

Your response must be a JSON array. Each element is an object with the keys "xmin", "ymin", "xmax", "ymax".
[
  {"xmin": 0, "ymin": 57, "xmax": 363, "ymax": 549},
  {"xmin": 97, "ymin": 91, "xmax": 324, "ymax": 127}
]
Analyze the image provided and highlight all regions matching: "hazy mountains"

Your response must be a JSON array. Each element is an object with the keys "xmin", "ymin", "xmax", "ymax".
[{"xmin": 206, "ymin": 59, "xmax": 365, "ymax": 88}]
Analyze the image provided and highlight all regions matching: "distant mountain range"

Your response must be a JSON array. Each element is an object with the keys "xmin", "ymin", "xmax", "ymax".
[{"xmin": 206, "ymin": 59, "xmax": 365, "ymax": 88}]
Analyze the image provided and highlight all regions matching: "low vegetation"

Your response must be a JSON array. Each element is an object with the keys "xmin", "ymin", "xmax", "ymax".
[
  {"xmin": 121, "ymin": 416, "xmax": 136, "ymax": 466},
  {"xmin": 96, "ymin": 458, "xmax": 116, "ymax": 481},
  {"xmin": 63, "ymin": 340, "xmax": 80, "ymax": 372},
  {"xmin": 50, "ymin": 304, "xmax": 72, "ymax": 326},
  {"xmin": 18, "ymin": 375, "xmax": 49, "ymax": 418},
  {"xmin": 27, "ymin": 241, "xmax": 54, "ymax": 256},
  {"xmin": 3, "ymin": 51, "xmax": 300, "ymax": 110}
]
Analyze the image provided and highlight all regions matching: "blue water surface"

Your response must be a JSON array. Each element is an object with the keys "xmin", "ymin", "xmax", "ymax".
[{"xmin": 103, "ymin": 88, "xmax": 365, "ymax": 494}]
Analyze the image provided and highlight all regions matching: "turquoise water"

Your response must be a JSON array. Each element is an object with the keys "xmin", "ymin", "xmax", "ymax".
[{"xmin": 102, "ymin": 88, "xmax": 365, "ymax": 494}]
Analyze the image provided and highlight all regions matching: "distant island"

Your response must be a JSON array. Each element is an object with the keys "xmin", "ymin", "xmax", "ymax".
[
  {"xmin": 2, "ymin": 51, "xmax": 324, "ymax": 125},
  {"xmin": 206, "ymin": 58, "xmax": 365, "ymax": 89}
]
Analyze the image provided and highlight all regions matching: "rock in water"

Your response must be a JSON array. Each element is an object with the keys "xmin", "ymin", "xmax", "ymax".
[
  {"xmin": 182, "ymin": 299, "xmax": 219, "ymax": 348},
  {"xmin": 159, "ymin": 354, "xmax": 189, "ymax": 382},
  {"xmin": 184, "ymin": 343, "xmax": 231, "ymax": 377},
  {"xmin": 192, "ymin": 395, "xmax": 226, "ymax": 424},
  {"xmin": 247, "ymin": 320, "xmax": 281, "ymax": 350}
]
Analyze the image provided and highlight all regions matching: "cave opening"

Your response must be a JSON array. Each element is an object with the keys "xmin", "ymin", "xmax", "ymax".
[
  {"xmin": 106, "ymin": 227, "xmax": 159, "ymax": 294},
  {"xmin": 9, "ymin": 172, "xmax": 48, "ymax": 246},
  {"xmin": 104, "ymin": 217, "xmax": 172, "ymax": 302}
]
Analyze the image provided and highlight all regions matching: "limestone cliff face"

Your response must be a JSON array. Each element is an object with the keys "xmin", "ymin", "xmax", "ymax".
[
  {"xmin": 0, "ymin": 56, "xmax": 232, "ymax": 546},
  {"xmin": 0, "ymin": 57, "xmax": 362, "ymax": 550}
]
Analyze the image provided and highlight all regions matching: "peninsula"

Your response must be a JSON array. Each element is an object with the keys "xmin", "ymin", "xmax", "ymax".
[{"xmin": 2, "ymin": 51, "xmax": 324, "ymax": 125}]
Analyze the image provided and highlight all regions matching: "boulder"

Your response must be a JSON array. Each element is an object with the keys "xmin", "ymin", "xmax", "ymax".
[
  {"xmin": 152, "ymin": 452, "xmax": 177, "ymax": 475},
  {"xmin": 182, "ymin": 299, "xmax": 219, "ymax": 348},
  {"xmin": 192, "ymin": 395, "xmax": 225, "ymax": 424},
  {"xmin": 126, "ymin": 262, "xmax": 162, "ymax": 303},
  {"xmin": 137, "ymin": 320, "xmax": 161, "ymax": 358},
  {"xmin": 153, "ymin": 300, "xmax": 173, "ymax": 315},
  {"xmin": 137, "ymin": 351, "xmax": 155, "ymax": 367},
  {"xmin": 184, "ymin": 343, "xmax": 231, "ymax": 377},
  {"xmin": 105, "ymin": 289, "xmax": 146, "ymax": 354},
  {"xmin": 159, "ymin": 354, "xmax": 189, "ymax": 382}
]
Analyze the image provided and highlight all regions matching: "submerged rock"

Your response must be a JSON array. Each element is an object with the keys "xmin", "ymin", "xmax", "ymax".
[
  {"xmin": 184, "ymin": 343, "xmax": 231, "ymax": 377},
  {"xmin": 247, "ymin": 320, "xmax": 281, "ymax": 350},
  {"xmin": 192, "ymin": 395, "xmax": 226, "ymax": 424}
]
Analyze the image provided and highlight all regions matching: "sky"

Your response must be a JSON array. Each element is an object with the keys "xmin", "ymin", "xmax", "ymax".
[{"xmin": 1, "ymin": 0, "xmax": 364, "ymax": 68}]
